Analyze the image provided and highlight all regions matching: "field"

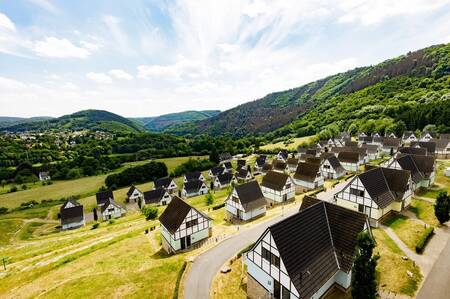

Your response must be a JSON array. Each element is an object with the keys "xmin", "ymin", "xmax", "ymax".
[
  {"xmin": 259, "ymin": 135, "xmax": 316, "ymax": 151},
  {"xmin": 385, "ymin": 215, "xmax": 428, "ymax": 251},
  {"xmin": 211, "ymin": 257, "xmax": 246, "ymax": 299},
  {"xmin": 0, "ymin": 156, "xmax": 206, "ymax": 210}
]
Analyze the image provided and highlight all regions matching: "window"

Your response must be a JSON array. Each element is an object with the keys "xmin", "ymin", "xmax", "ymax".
[
  {"xmin": 282, "ymin": 287, "xmax": 290, "ymax": 299},
  {"xmin": 232, "ymin": 196, "xmax": 239, "ymax": 203},
  {"xmin": 285, "ymin": 184, "xmax": 291, "ymax": 189},
  {"xmin": 262, "ymin": 247, "xmax": 271, "ymax": 261},
  {"xmin": 262, "ymin": 247, "xmax": 280, "ymax": 267},
  {"xmin": 350, "ymin": 188, "xmax": 364, "ymax": 197},
  {"xmin": 186, "ymin": 219, "xmax": 198, "ymax": 228},
  {"xmin": 358, "ymin": 204, "xmax": 364, "ymax": 213},
  {"xmin": 323, "ymin": 164, "xmax": 330, "ymax": 169}
]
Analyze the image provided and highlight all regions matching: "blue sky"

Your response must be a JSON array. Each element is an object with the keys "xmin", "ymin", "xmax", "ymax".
[{"xmin": 1, "ymin": 0, "xmax": 450, "ymax": 117}]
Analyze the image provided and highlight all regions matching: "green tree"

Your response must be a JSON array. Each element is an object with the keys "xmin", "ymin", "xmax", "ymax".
[
  {"xmin": 205, "ymin": 192, "xmax": 214, "ymax": 206},
  {"xmin": 93, "ymin": 208, "xmax": 98, "ymax": 222},
  {"xmin": 1, "ymin": 179, "xmax": 6, "ymax": 189},
  {"xmin": 209, "ymin": 147, "xmax": 220, "ymax": 164},
  {"xmin": 434, "ymin": 191, "xmax": 450, "ymax": 225},
  {"xmin": 141, "ymin": 206, "xmax": 158, "ymax": 220},
  {"xmin": 351, "ymin": 231, "xmax": 379, "ymax": 299}
]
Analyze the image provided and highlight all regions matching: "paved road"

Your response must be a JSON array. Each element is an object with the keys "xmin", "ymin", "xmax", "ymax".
[
  {"xmin": 417, "ymin": 236, "xmax": 450, "ymax": 299},
  {"xmin": 184, "ymin": 205, "xmax": 301, "ymax": 299},
  {"xmin": 316, "ymin": 179, "xmax": 350, "ymax": 202}
]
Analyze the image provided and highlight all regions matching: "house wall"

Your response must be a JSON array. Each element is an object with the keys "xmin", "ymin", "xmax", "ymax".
[
  {"xmin": 340, "ymin": 161, "xmax": 358, "ymax": 172},
  {"xmin": 62, "ymin": 219, "xmax": 85, "ymax": 230},
  {"xmin": 101, "ymin": 204, "xmax": 125, "ymax": 220},
  {"xmin": 261, "ymin": 178, "xmax": 295, "ymax": 203},
  {"xmin": 128, "ymin": 189, "xmax": 143, "ymax": 202},
  {"xmin": 225, "ymin": 190, "xmax": 266, "ymax": 221}
]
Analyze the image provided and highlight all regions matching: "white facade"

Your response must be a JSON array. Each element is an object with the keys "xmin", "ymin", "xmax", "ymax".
[
  {"xmin": 181, "ymin": 182, "xmax": 209, "ymax": 198},
  {"xmin": 161, "ymin": 208, "xmax": 211, "ymax": 252},
  {"xmin": 292, "ymin": 176, "xmax": 324, "ymax": 190},
  {"xmin": 420, "ymin": 133, "xmax": 434, "ymax": 142},
  {"xmin": 225, "ymin": 189, "xmax": 266, "ymax": 221},
  {"xmin": 183, "ymin": 173, "xmax": 205, "ymax": 183},
  {"xmin": 261, "ymin": 177, "xmax": 295, "ymax": 203},
  {"xmin": 128, "ymin": 188, "xmax": 143, "ymax": 202},
  {"xmin": 101, "ymin": 202, "xmax": 126, "ymax": 220},
  {"xmin": 213, "ymin": 176, "xmax": 236, "ymax": 189},
  {"xmin": 320, "ymin": 159, "xmax": 344, "ymax": 179},
  {"xmin": 385, "ymin": 160, "xmax": 435, "ymax": 189},
  {"xmin": 62, "ymin": 218, "xmax": 85, "ymax": 230},
  {"xmin": 340, "ymin": 161, "xmax": 359, "ymax": 172}
]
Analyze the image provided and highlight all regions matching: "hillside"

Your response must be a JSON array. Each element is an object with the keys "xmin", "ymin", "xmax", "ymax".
[
  {"xmin": 2, "ymin": 110, "xmax": 146, "ymax": 134},
  {"xmin": 167, "ymin": 43, "xmax": 450, "ymax": 138},
  {"xmin": 0, "ymin": 116, "xmax": 53, "ymax": 129},
  {"xmin": 133, "ymin": 110, "xmax": 220, "ymax": 132}
]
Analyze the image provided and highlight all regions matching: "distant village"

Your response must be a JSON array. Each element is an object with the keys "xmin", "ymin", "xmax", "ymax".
[{"xmin": 57, "ymin": 130, "xmax": 450, "ymax": 299}]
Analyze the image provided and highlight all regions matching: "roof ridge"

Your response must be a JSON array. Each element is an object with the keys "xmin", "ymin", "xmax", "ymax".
[
  {"xmin": 323, "ymin": 202, "xmax": 340, "ymax": 270},
  {"xmin": 380, "ymin": 168, "xmax": 396, "ymax": 202}
]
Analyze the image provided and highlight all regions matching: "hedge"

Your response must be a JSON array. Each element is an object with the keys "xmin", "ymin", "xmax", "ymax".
[
  {"xmin": 212, "ymin": 203, "xmax": 225, "ymax": 210},
  {"xmin": 415, "ymin": 227, "xmax": 434, "ymax": 254},
  {"xmin": 172, "ymin": 261, "xmax": 187, "ymax": 299}
]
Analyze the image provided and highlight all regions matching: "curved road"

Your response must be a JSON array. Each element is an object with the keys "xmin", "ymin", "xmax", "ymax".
[{"xmin": 184, "ymin": 180, "xmax": 349, "ymax": 299}]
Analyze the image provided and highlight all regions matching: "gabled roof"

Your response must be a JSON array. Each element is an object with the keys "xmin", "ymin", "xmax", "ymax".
[
  {"xmin": 219, "ymin": 152, "xmax": 232, "ymax": 161},
  {"xmin": 360, "ymin": 144, "xmax": 379, "ymax": 153},
  {"xmin": 305, "ymin": 157, "xmax": 322, "ymax": 165},
  {"xmin": 159, "ymin": 196, "xmax": 211, "ymax": 234},
  {"xmin": 299, "ymin": 196, "xmax": 322, "ymax": 211},
  {"xmin": 383, "ymin": 137, "xmax": 401, "ymax": 147},
  {"xmin": 185, "ymin": 171, "xmax": 202, "ymax": 181},
  {"xmin": 210, "ymin": 166, "xmax": 225, "ymax": 176},
  {"xmin": 306, "ymin": 149, "xmax": 317, "ymax": 156},
  {"xmin": 299, "ymin": 153, "xmax": 315, "ymax": 161},
  {"xmin": 236, "ymin": 168, "xmax": 250, "ymax": 179},
  {"xmin": 397, "ymin": 154, "xmax": 435, "ymax": 179},
  {"xmin": 411, "ymin": 141, "xmax": 436, "ymax": 154},
  {"xmin": 100, "ymin": 197, "xmax": 124, "ymax": 213},
  {"xmin": 338, "ymin": 151, "xmax": 360, "ymax": 164},
  {"xmin": 234, "ymin": 181, "xmax": 266, "ymax": 212},
  {"xmin": 420, "ymin": 131, "xmax": 436, "ymax": 139},
  {"xmin": 143, "ymin": 188, "xmax": 169, "ymax": 204},
  {"xmin": 183, "ymin": 179, "xmax": 205, "ymax": 193},
  {"xmin": 262, "ymin": 163, "xmax": 273, "ymax": 172},
  {"xmin": 61, "ymin": 198, "xmax": 80, "ymax": 210},
  {"xmin": 398, "ymin": 147, "xmax": 427, "ymax": 156},
  {"xmin": 217, "ymin": 172, "xmax": 234, "ymax": 185},
  {"xmin": 60, "ymin": 205, "xmax": 84, "ymax": 225},
  {"xmin": 286, "ymin": 157, "xmax": 299, "ymax": 166},
  {"xmin": 126, "ymin": 185, "xmax": 141, "ymax": 197},
  {"xmin": 261, "ymin": 171, "xmax": 290, "ymax": 191},
  {"xmin": 237, "ymin": 159, "xmax": 246, "ymax": 167},
  {"xmin": 359, "ymin": 136, "xmax": 373, "ymax": 142},
  {"xmin": 357, "ymin": 167, "xmax": 411, "ymax": 208},
  {"xmin": 273, "ymin": 160, "xmax": 287, "ymax": 171},
  {"xmin": 96, "ymin": 190, "xmax": 114, "ymax": 206},
  {"xmin": 435, "ymin": 139, "xmax": 450, "ymax": 150},
  {"xmin": 344, "ymin": 141, "xmax": 357, "ymax": 147},
  {"xmin": 439, "ymin": 134, "xmax": 450, "ymax": 140},
  {"xmin": 278, "ymin": 150, "xmax": 289, "ymax": 160},
  {"xmin": 267, "ymin": 201, "xmax": 368, "ymax": 299},
  {"xmin": 255, "ymin": 156, "xmax": 266, "ymax": 167},
  {"xmin": 403, "ymin": 131, "xmax": 416, "ymax": 138},
  {"xmin": 325, "ymin": 155, "xmax": 345, "ymax": 173},
  {"xmin": 154, "ymin": 177, "xmax": 175, "ymax": 189},
  {"xmin": 294, "ymin": 162, "xmax": 321, "ymax": 182},
  {"xmin": 223, "ymin": 161, "xmax": 233, "ymax": 169}
]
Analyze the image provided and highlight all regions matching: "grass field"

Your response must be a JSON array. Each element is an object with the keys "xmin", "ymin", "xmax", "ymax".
[
  {"xmin": 211, "ymin": 257, "xmax": 246, "ymax": 299},
  {"xmin": 410, "ymin": 198, "xmax": 439, "ymax": 226},
  {"xmin": 0, "ymin": 156, "xmax": 206, "ymax": 210},
  {"xmin": 373, "ymin": 229, "xmax": 422, "ymax": 296},
  {"xmin": 385, "ymin": 215, "xmax": 429, "ymax": 251},
  {"xmin": 259, "ymin": 135, "xmax": 316, "ymax": 151}
]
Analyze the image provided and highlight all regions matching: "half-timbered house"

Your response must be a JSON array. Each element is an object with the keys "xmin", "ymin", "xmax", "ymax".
[
  {"xmin": 181, "ymin": 179, "xmax": 209, "ymax": 198},
  {"xmin": 293, "ymin": 162, "xmax": 324, "ymax": 192},
  {"xmin": 126, "ymin": 186, "xmax": 143, "ymax": 203},
  {"xmin": 143, "ymin": 188, "xmax": 172, "ymax": 206},
  {"xmin": 276, "ymin": 150, "xmax": 289, "ymax": 162},
  {"xmin": 261, "ymin": 171, "xmax": 295, "ymax": 204},
  {"xmin": 286, "ymin": 158, "xmax": 299, "ymax": 173},
  {"xmin": 246, "ymin": 200, "xmax": 370, "ymax": 299},
  {"xmin": 411, "ymin": 141, "xmax": 436, "ymax": 156},
  {"xmin": 320, "ymin": 155, "xmax": 345, "ymax": 179},
  {"xmin": 60, "ymin": 198, "xmax": 85, "ymax": 230},
  {"xmin": 214, "ymin": 173, "xmax": 236, "ymax": 189},
  {"xmin": 96, "ymin": 190, "xmax": 114, "ymax": 207},
  {"xmin": 419, "ymin": 131, "xmax": 436, "ymax": 142},
  {"xmin": 435, "ymin": 139, "xmax": 450, "ymax": 159},
  {"xmin": 381, "ymin": 137, "xmax": 401, "ymax": 155},
  {"xmin": 208, "ymin": 166, "xmax": 225, "ymax": 179},
  {"xmin": 261, "ymin": 163, "xmax": 273, "ymax": 175},
  {"xmin": 334, "ymin": 167, "xmax": 412, "ymax": 226},
  {"xmin": 384, "ymin": 154, "xmax": 435, "ymax": 189},
  {"xmin": 337, "ymin": 151, "xmax": 360, "ymax": 172},
  {"xmin": 183, "ymin": 171, "xmax": 205, "ymax": 183},
  {"xmin": 159, "ymin": 196, "xmax": 212, "ymax": 253},
  {"xmin": 255, "ymin": 156, "xmax": 267, "ymax": 172},
  {"xmin": 154, "ymin": 177, "xmax": 178, "ymax": 194},
  {"xmin": 225, "ymin": 181, "xmax": 266, "ymax": 221},
  {"xmin": 402, "ymin": 131, "xmax": 417, "ymax": 143},
  {"xmin": 100, "ymin": 198, "xmax": 126, "ymax": 220},
  {"xmin": 236, "ymin": 168, "xmax": 252, "ymax": 182},
  {"xmin": 273, "ymin": 160, "xmax": 287, "ymax": 173}
]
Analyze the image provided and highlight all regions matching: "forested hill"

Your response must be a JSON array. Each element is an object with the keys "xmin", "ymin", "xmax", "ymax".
[
  {"xmin": 133, "ymin": 110, "xmax": 220, "ymax": 132},
  {"xmin": 3, "ymin": 110, "xmax": 146, "ymax": 134},
  {"xmin": 166, "ymin": 43, "xmax": 450, "ymax": 138},
  {"xmin": 0, "ymin": 116, "xmax": 54, "ymax": 129}
]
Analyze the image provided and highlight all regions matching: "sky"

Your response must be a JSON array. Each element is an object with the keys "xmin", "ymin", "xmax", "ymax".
[{"xmin": 1, "ymin": 0, "xmax": 450, "ymax": 118}]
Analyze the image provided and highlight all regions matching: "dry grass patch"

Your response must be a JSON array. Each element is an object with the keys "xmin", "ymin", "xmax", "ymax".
[
  {"xmin": 211, "ymin": 257, "xmax": 247, "ymax": 299},
  {"xmin": 260, "ymin": 135, "xmax": 316, "ymax": 151},
  {"xmin": 373, "ymin": 229, "xmax": 422, "ymax": 296},
  {"xmin": 410, "ymin": 198, "xmax": 439, "ymax": 226},
  {"xmin": 385, "ymin": 215, "xmax": 428, "ymax": 251}
]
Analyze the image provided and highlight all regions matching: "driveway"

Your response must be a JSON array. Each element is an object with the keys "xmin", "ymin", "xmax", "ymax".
[
  {"xmin": 416, "ymin": 227, "xmax": 450, "ymax": 299},
  {"xmin": 184, "ymin": 204, "xmax": 302, "ymax": 299},
  {"xmin": 316, "ymin": 178, "xmax": 350, "ymax": 202}
]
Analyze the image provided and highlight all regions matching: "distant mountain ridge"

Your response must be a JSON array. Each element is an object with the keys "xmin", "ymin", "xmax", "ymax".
[
  {"xmin": 132, "ymin": 110, "xmax": 220, "ymax": 132},
  {"xmin": 167, "ymin": 43, "xmax": 450, "ymax": 137},
  {"xmin": 0, "ymin": 116, "xmax": 54, "ymax": 129},
  {"xmin": 3, "ymin": 110, "xmax": 146, "ymax": 134}
]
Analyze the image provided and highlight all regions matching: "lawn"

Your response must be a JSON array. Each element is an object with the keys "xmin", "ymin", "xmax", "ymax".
[
  {"xmin": 260, "ymin": 135, "xmax": 316, "ymax": 151},
  {"xmin": 211, "ymin": 257, "xmax": 247, "ymax": 299},
  {"xmin": 373, "ymin": 229, "xmax": 422, "ymax": 296},
  {"xmin": 0, "ymin": 219, "xmax": 23, "ymax": 246},
  {"xmin": 385, "ymin": 215, "xmax": 429, "ymax": 251},
  {"xmin": 409, "ymin": 198, "xmax": 439, "ymax": 226}
]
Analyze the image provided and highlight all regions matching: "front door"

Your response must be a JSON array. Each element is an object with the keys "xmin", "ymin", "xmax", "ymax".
[
  {"xmin": 180, "ymin": 237, "xmax": 186, "ymax": 250},
  {"xmin": 186, "ymin": 235, "xmax": 191, "ymax": 247},
  {"xmin": 274, "ymin": 280, "xmax": 281, "ymax": 299},
  {"xmin": 236, "ymin": 209, "xmax": 241, "ymax": 220},
  {"xmin": 283, "ymin": 194, "xmax": 287, "ymax": 202}
]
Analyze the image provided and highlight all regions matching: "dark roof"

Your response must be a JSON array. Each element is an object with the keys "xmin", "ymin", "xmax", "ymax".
[
  {"xmin": 223, "ymin": 161, "xmax": 233, "ymax": 169},
  {"xmin": 267, "ymin": 201, "xmax": 368, "ymax": 298},
  {"xmin": 286, "ymin": 157, "xmax": 299, "ymax": 166},
  {"xmin": 360, "ymin": 136, "xmax": 373, "ymax": 142},
  {"xmin": 278, "ymin": 150, "xmax": 289, "ymax": 159},
  {"xmin": 383, "ymin": 137, "xmax": 401, "ymax": 147},
  {"xmin": 345, "ymin": 141, "xmax": 357, "ymax": 147},
  {"xmin": 398, "ymin": 147, "xmax": 427, "ymax": 156},
  {"xmin": 262, "ymin": 163, "xmax": 273, "ymax": 172},
  {"xmin": 60, "ymin": 205, "xmax": 84, "ymax": 225},
  {"xmin": 435, "ymin": 139, "xmax": 450, "ymax": 150},
  {"xmin": 219, "ymin": 152, "xmax": 232, "ymax": 161},
  {"xmin": 96, "ymin": 190, "xmax": 114, "ymax": 205},
  {"xmin": 320, "ymin": 152, "xmax": 335, "ymax": 160},
  {"xmin": 236, "ymin": 168, "xmax": 250, "ymax": 179},
  {"xmin": 237, "ymin": 159, "xmax": 246, "ymax": 166},
  {"xmin": 261, "ymin": 171, "xmax": 290, "ymax": 191},
  {"xmin": 420, "ymin": 131, "xmax": 436, "ymax": 139},
  {"xmin": 403, "ymin": 131, "xmax": 416, "ymax": 138},
  {"xmin": 294, "ymin": 162, "xmax": 321, "ymax": 182},
  {"xmin": 325, "ymin": 156, "xmax": 345, "ymax": 173},
  {"xmin": 234, "ymin": 181, "xmax": 266, "ymax": 212},
  {"xmin": 338, "ymin": 151, "xmax": 360, "ymax": 164},
  {"xmin": 299, "ymin": 153, "xmax": 315, "ymax": 161},
  {"xmin": 61, "ymin": 198, "xmax": 80, "ymax": 210},
  {"xmin": 397, "ymin": 154, "xmax": 435, "ymax": 180},
  {"xmin": 154, "ymin": 177, "xmax": 174, "ymax": 189},
  {"xmin": 360, "ymin": 144, "xmax": 379, "ymax": 153},
  {"xmin": 217, "ymin": 173, "xmax": 234, "ymax": 185},
  {"xmin": 305, "ymin": 157, "xmax": 322, "ymax": 165},
  {"xmin": 100, "ymin": 198, "xmax": 123, "ymax": 213},
  {"xmin": 183, "ymin": 179, "xmax": 205, "ymax": 193},
  {"xmin": 306, "ymin": 149, "xmax": 317, "ymax": 156},
  {"xmin": 159, "ymin": 196, "xmax": 211, "ymax": 234},
  {"xmin": 256, "ymin": 156, "xmax": 266, "ymax": 167},
  {"xmin": 143, "ymin": 188, "xmax": 168, "ymax": 204},
  {"xmin": 299, "ymin": 196, "xmax": 321, "ymax": 211},
  {"xmin": 210, "ymin": 166, "xmax": 225, "ymax": 176},
  {"xmin": 273, "ymin": 160, "xmax": 287, "ymax": 171},
  {"xmin": 440, "ymin": 134, "xmax": 450, "ymax": 140},
  {"xmin": 357, "ymin": 167, "xmax": 411, "ymax": 208},
  {"xmin": 185, "ymin": 171, "xmax": 202, "ymax": 181},
  {"xmin": 126, "ymin": 185, "xmax": 141, "ymax": 197},
  {"xmin": 411, "ymin": 141, "xmax": 436, "ymax": 154}
]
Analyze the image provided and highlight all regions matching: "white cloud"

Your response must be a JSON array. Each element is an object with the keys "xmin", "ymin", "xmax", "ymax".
[
  {"xmin": 102, "ymin": 15, "xmax": 133, "ymax": 54},
  {"xmin": 80, "ymin": 40, "xmax": 101, "ymax": 52},
  {"xmin": 86, "ymin": 72, "xmax": 112, "ymax": 84},
  {"xmin": 29, "ymin": 0, "xmax": 59, "ymax": 14},
  {"xmin": 0, "ymin": 13, "xmax": 15, "ymax": 31},
  {"xmin": 109, "ymin": 69, "xmax": 133, "ymax": 80},
  {"xmin": 34, "ymin": 37, "xmax": 91, "ymax": 58}
]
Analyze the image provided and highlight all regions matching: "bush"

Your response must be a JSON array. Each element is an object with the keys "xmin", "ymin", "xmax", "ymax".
[
  {"xmin": 9, "ymin": 186, "xmax": 18, "ymax": 193},
  {"xmin": 205, "ymin": 192, "xmax": 214, "ymax": 206},
  {"xmin": 0, "ymin": 207, "xmax": 8, "ymax": 215},
  {"xmin": 212, "ymin": 203, "xmax": 225, "ymax": 210},
  {"xmin": 105, "ymin": 161, "xmax": 167, "ymax": 188},
  {"xmin": 91, "ymin": 223, "xmax": 100, "ymax": 230},
  {"xmin": 170, "ymin": 158, "xmax": 216, "ymax": 177},
  {"xmin": 415, "ymin": 227, "xmax": 434, "ymax": 253},
  {"xmin": 21, "ymin": 184, "xmax": 27, "ymax": 190},
  {"xmin": 109, "ymin": 219, "xmax": 115, "ymax": 225},
  {"xmin": 141, "ymin": 206, "xmax": 158, "ymax": 220}
]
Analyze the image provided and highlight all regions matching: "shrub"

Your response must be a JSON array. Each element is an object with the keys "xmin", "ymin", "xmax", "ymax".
[
  {"xmin": 0, "ymin": 207, "xmax": 8, "ymax": 215},
  {"xmin": 9, "ymin": 186, "xmax": 18, "ymax": 193},
  {"xmin": 91, "ymin": 223, "xmax": 100, "ymax": 230},
  {"xmin": 141, "ymin": 206, "xmax": 158, "ymax": 220},
  {"xmin": 21, "ymin": 184, "xmax": 27, "ymax": 190},
  {"xmin": 415, "ymin": 227, "xmax": 434, "ymax": 253},
  {"xmin": 205, "ymin": 192, "xmax": 214, "ymax": 206},
  {"xmin": 212, "ymin": 203, "xmax": 225, "ymax": 210},
  {"xmin": 105, "ymin": 161, "xmax": 167, "ymax": 188},
  {"xmin": 109, "ymin": 219, "xmax": 115, "ymax": 225}
]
